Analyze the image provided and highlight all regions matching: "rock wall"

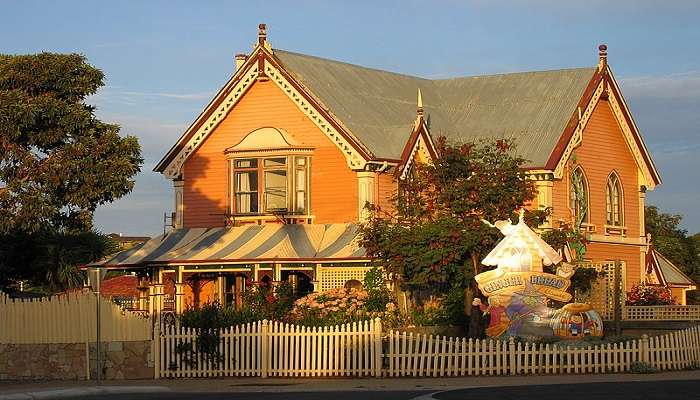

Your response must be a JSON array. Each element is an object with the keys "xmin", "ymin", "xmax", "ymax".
[{"xmin": 0, "ymin": 341, "xmax": 153, "ymax": 380}]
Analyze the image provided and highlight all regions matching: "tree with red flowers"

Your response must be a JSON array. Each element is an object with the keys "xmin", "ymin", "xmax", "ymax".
[{"xmin": 360, "ymin": 138, "xmax": 541, "ymax": 311}]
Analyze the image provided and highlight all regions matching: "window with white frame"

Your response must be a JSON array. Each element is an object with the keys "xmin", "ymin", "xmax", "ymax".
[
  {"xmin": 231, "ymin": 155, "xmax": 310, "ymax": 215},
  {"xmin": 606, "ymin": 172, "xmax": 623, "ymax": 226},
  {"xmin": 570, "ymin": 167, "xmax": 589, "ymax": 226}
]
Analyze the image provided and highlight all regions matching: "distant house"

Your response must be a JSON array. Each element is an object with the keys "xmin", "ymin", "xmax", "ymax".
[
  {"xmin": 90, "ymin": 24, "xmax": 693, "ymax": 312},
  {"xmin": 645, "ymin": 249, "xmax": 697, "ymax": 304},
  {"xmin": 107, "ymin": 233, "xmax": 151, "ymax": 251}
]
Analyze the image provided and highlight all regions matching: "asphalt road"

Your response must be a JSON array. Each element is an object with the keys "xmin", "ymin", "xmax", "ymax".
[{"xmin": 66, "ymin": 380, "xmax": 700, "ymax": 400}]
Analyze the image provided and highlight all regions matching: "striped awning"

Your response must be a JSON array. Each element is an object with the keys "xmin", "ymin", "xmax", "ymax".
[{"xmin": 89, "ymin": 224, "xmax": 367, "ymax": 268}]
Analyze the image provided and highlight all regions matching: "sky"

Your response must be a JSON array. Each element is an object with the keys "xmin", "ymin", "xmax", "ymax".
[{"xmin": 2, "ymin": 0, "xmax": 699, "ymax": 236}]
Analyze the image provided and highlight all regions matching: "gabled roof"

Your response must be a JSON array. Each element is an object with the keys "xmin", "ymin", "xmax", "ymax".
[
  {"xmin": 647, "ymin": 249, "xmax": 696, "ymax": 287},
  {"xmin": 154, "ymin": 28, "xmax": 659, "ymax": 184},
  {"xmin": 275, "ymin": 49, "xmax": 596, "ymax": 167}
]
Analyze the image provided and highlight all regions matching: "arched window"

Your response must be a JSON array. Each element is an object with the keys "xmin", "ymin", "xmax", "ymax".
[
  {"xmin": 570, "ymin": 167, "xmax": 589, "ymax": 226},
  {"xmin": 606, "ymin": 172, "xmax": 624, "ymax": 226}
]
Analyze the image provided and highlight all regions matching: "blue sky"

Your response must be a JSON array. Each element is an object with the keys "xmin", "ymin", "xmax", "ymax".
[{"xmin": 2, "ymin": 0, "xmax": 699, "ymax": 235}]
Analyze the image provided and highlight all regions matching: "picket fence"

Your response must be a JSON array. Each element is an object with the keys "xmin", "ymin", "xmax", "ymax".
[
  {"xmin": 0, "ymin": 291, "xmax": 151, "ymax": 344},
  {"xmin": 156, "ymin": 318, "xmax": 700, "ymax": 378},
  {"xmin": 385, "ymin": 325, "xmax": 700, "ymax": 376},
  {"xmin": 156, "ymin": 318, "xmax": 382, "ymax": 378}
]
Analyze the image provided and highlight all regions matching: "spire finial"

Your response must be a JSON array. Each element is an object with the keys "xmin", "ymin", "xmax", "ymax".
[
  {"xmin": 598, "ymin": 44, "xmax": 608, "ymax": 71},
  {"xmin": 417, "ymin": 88, "xmax": 424, "ymax": 116},
  {"xmin": 258, "ymin": 23, "xmax": 267, "ymax": 46}
]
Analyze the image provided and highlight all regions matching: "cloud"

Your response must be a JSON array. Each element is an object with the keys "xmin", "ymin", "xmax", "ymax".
[
  {"xmin": 92, "ymin": 88, "xmax": 213, "ymax": 104},
  {"xmin": 117, "ymin": 90, "xmax": 213, "ymax": 100},
  {"xmin": 620, "ymin": 71, "xmax": 700, "ymax": 99}
]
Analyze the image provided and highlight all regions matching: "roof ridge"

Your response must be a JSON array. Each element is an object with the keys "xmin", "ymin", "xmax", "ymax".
[
  {"xmin": 274, "ymin": 49, "xmax": 432, "ymax": 81},
  {"xmin": 274, "ymin": 48, "xmax": 595, "ymax": 81},
  {"xmin": 434, "ymin": 66, "xmax": 597, "ymax": 81}
]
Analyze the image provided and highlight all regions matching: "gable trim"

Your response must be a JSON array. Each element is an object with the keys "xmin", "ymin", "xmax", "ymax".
[
  {"xmin": 551, "ymin": 77, "xmax": 606, "ymax": 179},
  {"xmin": 397, "ymin": 121, "xmax": 437, "ymax": 180},
  {"xmin": 546, "ymin": 66, "xmax": 661, "ymax": 189},
  {"xmin": 604, "ymin": 67, "xmax": 662, "ymax": 188},
  {"xmin": 155, "ymin": 46, "xmax": 373, "ymax": 179},
  {"xmin": 155, "ymin": 58, "xmax": 260, "ymax": 179},
  {"xmin": 264, "ymin": 51, "xmax": 371, "ymax": 169}
]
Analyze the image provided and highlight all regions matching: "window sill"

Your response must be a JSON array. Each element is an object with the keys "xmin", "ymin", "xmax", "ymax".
[
  {"xmin": 228, "ymin": 214, "xmax": 316, "ymax": 224},
  {"xmin": 580, "ymin": 223, "xmax": 597, "ymax": 233},
  {"xmin": 604, "ymin": 225, "xmax": 627, "ymax": 236}
]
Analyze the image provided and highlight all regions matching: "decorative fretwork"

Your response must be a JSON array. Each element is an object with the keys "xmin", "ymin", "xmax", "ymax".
[
  {"xmin": 164, "ymin": 66, "xmax": 260, "ymax": 179},
  {"xmin": 264, "ymin": 62, "xmax": 367, "ymax": 170},
  {"xmin": 553, "ymin": 80, "xmax": 605, "ymax": 179}
]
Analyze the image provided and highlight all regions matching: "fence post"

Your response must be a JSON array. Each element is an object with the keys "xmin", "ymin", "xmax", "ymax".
[
  {"xmin": 374, "ymin": 318, "xmax": 383, "ymax": 377},
  {"xmin": 613, "ymin": 260, "xmax": 623, "ymax": 336},
  {"xmin": 153, "ymin": 313, "xmax": 160, "ymax": 379},
  {"xmin": 261, "ymin": 320, "xmax": 269, "ymax": 378},
  {"xmin": 641, "ymin": 334, "xmax": 649, "ymax": 364},
  {"xmin": 509, "ymin": 337, "xmax": 516, "ymax": 375}
]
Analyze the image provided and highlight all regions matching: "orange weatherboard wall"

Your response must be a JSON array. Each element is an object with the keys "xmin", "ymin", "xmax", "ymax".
[
  {"xmin": 182, "ymin": 80, "xmax": 359, "ymax": 227},
  {"xmin": 376, "ymin": 172, "xmax": 397, "ymax": 215},
  {"xmin": 550, "ymin": 98, "xmax": 645, "ymax": 288}
]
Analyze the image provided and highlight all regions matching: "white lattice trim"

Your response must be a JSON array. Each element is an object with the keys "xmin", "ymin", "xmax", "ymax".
[
  {"xmin": 163, "ymin": 66, "xmax": 260, "ymax": 179},
  {"xmin": 264, "ymin": 61, "xmax": 368, "ymax": 170},
  {"xmin": 319, "ymin": 267, "xmax": 373, "ymax": 292},
  {"xmin": 606, "ymin": 84, "xmax": 657, "ymax": 189},
  {"xmin": 553, "ymin": 80, "xmax": 605, "ymax": 179}
]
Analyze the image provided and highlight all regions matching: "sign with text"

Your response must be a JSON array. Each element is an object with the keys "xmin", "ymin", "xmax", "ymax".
[{"xmin": 478, "ymin": 271, "xmax": 572, "ymax": 302}]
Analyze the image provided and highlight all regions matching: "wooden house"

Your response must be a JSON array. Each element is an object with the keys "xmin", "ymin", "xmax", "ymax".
[{"xmin": 91, "ymin": 24, "xmax": 694, "ymax": 312}]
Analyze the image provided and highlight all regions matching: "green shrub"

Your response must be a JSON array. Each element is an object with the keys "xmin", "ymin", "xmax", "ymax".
[{"xmin": 630, "ymin": 361, "xmax": 658, "ymax": 374}]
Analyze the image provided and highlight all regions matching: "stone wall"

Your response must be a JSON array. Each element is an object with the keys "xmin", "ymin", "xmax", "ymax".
[{"xmin": 0, "ymin": 340, "xmax": 153, "ymax": 380}]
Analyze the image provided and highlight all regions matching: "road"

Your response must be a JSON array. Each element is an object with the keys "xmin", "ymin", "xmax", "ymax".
[{"xmin": 71, "ymin": 380, "xmax": 700, "ymax": 400}]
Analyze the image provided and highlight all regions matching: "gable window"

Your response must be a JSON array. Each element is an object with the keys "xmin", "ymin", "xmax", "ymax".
[
  {"xmin": 569, "ymin": 167, "xmax": 589, "ymax": 227},
  {"xmin": 606, "ymin": 172, "xmax": 623, "ymax": 226},
  {"xmin": 232, "ymin": 156, "xmax": 309, "ymax": 214},
  {"xmin": 226, "ymin": 127, "xmax": 314, "ymax": 219}
]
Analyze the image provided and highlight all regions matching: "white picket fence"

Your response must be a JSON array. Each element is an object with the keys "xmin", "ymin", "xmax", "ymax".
[
  {"xmin": 385, "ymin": 325, "xmax": 700, "ymax": 376},
  {"xmin": 0, "ymin": 291, "xmax": 151, "ymax": 344},
  {"xmin": 156, "ymin": 318, "xmax": 700, "ymax": 378},
  {"xmin": 156, "ymin": 318, "xmax": 382, "ymax": 378}
]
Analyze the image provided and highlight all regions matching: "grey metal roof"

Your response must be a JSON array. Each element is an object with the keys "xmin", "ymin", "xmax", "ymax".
[
  {"xmin": 275, "ymin": 49, "xmax": 596, "ymax": 166},
  {"xmin": 654, "ymin": 250, "xmax": 695, "ymax": 286}
]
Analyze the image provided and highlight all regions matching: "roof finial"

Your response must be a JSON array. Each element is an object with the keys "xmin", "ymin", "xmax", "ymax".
[
  {"xmin": 417, "ymin": 88, "xmax": 424, "ymax": 116},
  {"xmin": 258, "ymin": 23, "xmax": 267, "ymax": 46},
  {"xmin": 598, "ymin": 44, "xmax": 608, "ymax": 71}
]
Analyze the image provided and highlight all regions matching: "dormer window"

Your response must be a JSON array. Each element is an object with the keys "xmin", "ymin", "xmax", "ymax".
[{"xmin": 226, "ymin": 127, "xmax": 313, "ymax": 218}]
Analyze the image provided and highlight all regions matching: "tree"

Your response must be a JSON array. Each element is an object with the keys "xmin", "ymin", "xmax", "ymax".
[
  {"xmin": 0, "ymin": 230, "xmax": 119, "ymax": 292},
  {"xmin": 359, "ymin": 138, "xmax": 539, "ymax": 307},
  {"xmin": 0, "ymin": 52, "xmax": 142, "ymax": 292},
  {"xmin": 645, "ymin": 205, "xmax": 699, "ymax": 284},
  {"xmin": 0, "ymin": 53, "xmax": 142, "ymax": 234}
]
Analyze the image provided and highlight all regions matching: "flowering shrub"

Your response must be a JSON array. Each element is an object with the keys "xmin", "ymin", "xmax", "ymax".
[
  {"xmin": 287, "ymin": 287, "xmax": 400, "ymax": 326},
  {"xmin": 626, "ymin": 284, "xmax": 676, "ymax": 306},
  {"xmin": 411, "ymin": 297, "xmax": 449, "ymax": 326}
]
